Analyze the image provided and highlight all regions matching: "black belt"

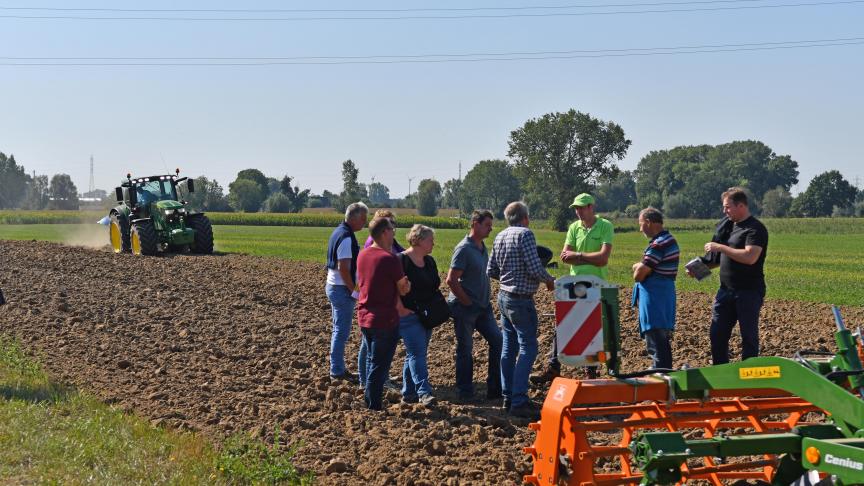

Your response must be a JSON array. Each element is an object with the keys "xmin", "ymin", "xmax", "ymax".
[{"xmin": 502, "ymin": 290, "xmax": 534, "ymax": 300}]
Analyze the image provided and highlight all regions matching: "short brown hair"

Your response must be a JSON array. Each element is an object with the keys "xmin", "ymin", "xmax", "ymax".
[
  {"xmin": 639, "ymin": 207, "xmax": 664, "ymax": 224},
  {"xmin": 471, "ymin": 209, "xmax": 494, "ymax": 225},
  {"xmin": 722, "ymin": 187, "xmax": 749, "ymax": 206},
  {"xmin": 368, "ymin": 216, "xmax": 393, "ymax": 239}
]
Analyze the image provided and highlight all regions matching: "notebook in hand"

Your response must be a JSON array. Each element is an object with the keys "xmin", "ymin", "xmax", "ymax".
[{"xmin": 685, "ymin": 258, "xmax": 712, "ymax": 281}]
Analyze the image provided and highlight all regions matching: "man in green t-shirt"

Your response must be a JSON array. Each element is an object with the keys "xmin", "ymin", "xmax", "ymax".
[{"xmin": 532, "ymin": 193, "xmax": 614, "ymax": 384}]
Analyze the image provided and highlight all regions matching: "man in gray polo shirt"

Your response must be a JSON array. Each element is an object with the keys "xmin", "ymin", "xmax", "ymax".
[{"xmin": 446, "ymin": 209, "xmax": 503, "ymax": 402}]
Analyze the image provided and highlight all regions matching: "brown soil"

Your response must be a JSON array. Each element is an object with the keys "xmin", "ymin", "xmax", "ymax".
[{"xmin": 1, "ymin": 240, "xmax": 862, "ymax": 485}]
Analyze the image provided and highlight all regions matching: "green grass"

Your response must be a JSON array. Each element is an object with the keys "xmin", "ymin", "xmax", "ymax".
[
  {"xmin": 212, "ymin": 225, "xmax": 864, "ymax": 306},
  {"xmin": 1, "ymin": 223, "xmax": 861, "ymax": 305},
  {"xmin": 0, "ymin": 335, "xmax": 313, "ymax": 485}
]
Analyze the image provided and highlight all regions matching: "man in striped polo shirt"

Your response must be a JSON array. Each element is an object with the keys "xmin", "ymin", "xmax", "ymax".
[{"xmin": 631, "ymin": 207, "xmax": 680, "ymax": 370}]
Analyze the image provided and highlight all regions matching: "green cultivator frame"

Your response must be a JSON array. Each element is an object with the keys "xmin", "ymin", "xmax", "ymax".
[{"xmin": 525, "ymin": 306, "xmax": 864, "ymax": 485}]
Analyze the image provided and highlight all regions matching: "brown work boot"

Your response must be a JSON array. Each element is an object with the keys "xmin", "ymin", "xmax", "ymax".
[{"xmin": 530, "ymin": 366, "xmax": 560, "ymax": 385}]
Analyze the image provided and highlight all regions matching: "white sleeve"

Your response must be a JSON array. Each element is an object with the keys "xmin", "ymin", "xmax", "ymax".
[{"xmin": 335, "ymin": 238, "xmax": 353, "ymax": 260}]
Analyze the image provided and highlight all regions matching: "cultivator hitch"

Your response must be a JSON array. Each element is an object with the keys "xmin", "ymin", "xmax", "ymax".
[{"xmin": 525, "ymin": 306, "xmax": 864, "ymax": 485}]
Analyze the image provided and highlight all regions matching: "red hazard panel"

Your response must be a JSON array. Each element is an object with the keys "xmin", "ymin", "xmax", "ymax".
[
  {"xmin": 555, "ymin": 300, "xmax": 576, "ymax": 325},
  {"xmin": 561, "ymin": 304, "xmax": 602, "ymax": 356}
]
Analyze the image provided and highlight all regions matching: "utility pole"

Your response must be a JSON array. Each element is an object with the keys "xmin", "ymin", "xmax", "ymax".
[{"xmin": 408, "ymin": 176, "xmax": 415, "ymax": 196}]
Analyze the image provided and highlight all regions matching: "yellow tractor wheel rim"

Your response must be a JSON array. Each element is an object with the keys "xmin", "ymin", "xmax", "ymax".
[
  {"xmin": 109, "ymin": 222, "xmax": 122, "ymax": 253},
  {"xmin": 131, "ymin": 231, "xmax": 141, "ymax": 255}
]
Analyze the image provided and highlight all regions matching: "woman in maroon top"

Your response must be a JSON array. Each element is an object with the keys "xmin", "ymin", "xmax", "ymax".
[{"xmin": 357, "ymin": 217, "xmax": 410, "ymax": 410}]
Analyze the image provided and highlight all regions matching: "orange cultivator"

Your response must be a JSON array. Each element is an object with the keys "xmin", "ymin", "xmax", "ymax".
[
  {"xmin": 527, "ymin": 278, "xmax": 864, "ymax": 485},
  {"xmin": 524, "ymin": 376, "xmax": 820, "ymax": 485}
]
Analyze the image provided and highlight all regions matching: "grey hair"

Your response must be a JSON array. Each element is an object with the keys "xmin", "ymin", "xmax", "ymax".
[
  {"xmin": 504, "ymin": 201, "xmax": 529, "ymax": 226},
  {"xmin": 639, "ymin": 206, "xmax": 664, "ymax": 224},
  {"xmin": 406, "ymin": 224, "xmax": 435, "ymax": 247},
  {"xmin": 344, "ymin": 202, "xmax": 369, "ymax": 221}
]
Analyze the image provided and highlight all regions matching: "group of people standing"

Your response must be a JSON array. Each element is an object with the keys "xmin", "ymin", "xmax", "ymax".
[{"xmin": 325, "ymin": 185, "xmax": 769, "ymax": 418}]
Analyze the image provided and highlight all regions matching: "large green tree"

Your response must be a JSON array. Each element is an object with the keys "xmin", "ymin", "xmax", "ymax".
[
  {"xmin": 635, "ymin": 141, "xmax": 799, "ymax": 218},
  {"xmin": 235, "ymin": 169, "xmax": 270, "ymax": 197},
  {"xmin": 761, "ymin": 187, "xmax": 793, "ymax": 217},
  {"xmin": 47, "ymin": 174, "xmax": 79, "ymax": 210},
  {"xmin": 790, "ymin": 170, "xmax": 857, "ymax": 217},
  {"xmin": 183, "ymin": 176, "xmax": 231, "ymax": 211},
  {"xmin": 279, "ymin": 175, "xmax": 310, "ymax": 212},
  {"xmin": 367, "ymin": 182, "xmax": 390, "ymax": 206},
  {"xmin": 416, "ymin": 179, "xmax": 442, "ymax": 216},
  {"xmin": 0, "ymin": 152, "xmax": 30, "ymax": 209},
  {"xmin": 336, "ymin": 159, "xmax": 367, "ymax": 212},
  {"xmin": 441, "ymin": 178, "xmax": 462, "ymax": 210},
  {"xmin": 23, "ymin": 174, "xmax": 50, "ymax": 210},
  {"xmin": 508, "ymin": 109, "xmax": 630, "ymax": 230},
  {"xmin": 593, "ymin": 171, "xmax": 637, "ymax": 213},
  {"xmin": 460, "ymin": 159, "xmax": 521, "ymax": 218},
  {"xmin": 228, "ymin": 178, "xmax": 265, "ymax": 212}
]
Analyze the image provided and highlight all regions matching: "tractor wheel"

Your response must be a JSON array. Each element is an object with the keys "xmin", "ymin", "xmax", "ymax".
[
  {"xmin": 131, "ymin": 220, "xmax": 158, "ymax": 256},
  {"xmin": 109, "ymin": 213, "xmax": 131, "ymax": 253},
  {"xmin": 187, "ymin": 214, "xmax": 214, "ymax": 254}
]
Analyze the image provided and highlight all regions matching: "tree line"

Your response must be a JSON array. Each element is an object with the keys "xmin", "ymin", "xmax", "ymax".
[{"xmin": 3, "ymin": 108, "xmax": 861, "ymax": 226}]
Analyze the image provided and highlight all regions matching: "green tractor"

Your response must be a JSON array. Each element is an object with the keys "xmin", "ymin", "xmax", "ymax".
[{"xmin": 108, "ymin": 170, "xmax": 213, "ymax": 256}]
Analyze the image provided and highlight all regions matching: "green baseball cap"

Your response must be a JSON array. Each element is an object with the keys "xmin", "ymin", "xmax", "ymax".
[{"xmin": 569, "ymin": 193, "xmax": 595, "ymax": 208}]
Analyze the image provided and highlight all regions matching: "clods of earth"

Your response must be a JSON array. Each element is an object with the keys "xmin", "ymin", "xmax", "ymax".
[{"xmin": 1, "ymin": 240, "xmax": 862, "ymax": 485}]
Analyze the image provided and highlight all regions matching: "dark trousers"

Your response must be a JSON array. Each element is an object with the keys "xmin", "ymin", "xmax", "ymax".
[
  {"xmin": 644, "ymin": 328, "xmax": 673, "ymax": 369},
  {"xmin": 547, "ymin": 331, "xmax": 598, "ymax": 378},
  {"xmin": 361, "ymin": 326, "xmax": 400, "ymax": 410},
  {"xmin": 709, "ymin": 286, "xmax": 765, "ymax": 365}
]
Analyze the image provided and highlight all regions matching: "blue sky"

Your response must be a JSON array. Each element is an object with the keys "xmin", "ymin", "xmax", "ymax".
[{"xmin": 1, "ymin": 1, "xmax": 862, "ymax": 197}]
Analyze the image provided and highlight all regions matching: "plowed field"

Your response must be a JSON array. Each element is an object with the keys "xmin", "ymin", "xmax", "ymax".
[{"xmin": 1, "ymin": 240, "xmax": 862, "ymax": 485}]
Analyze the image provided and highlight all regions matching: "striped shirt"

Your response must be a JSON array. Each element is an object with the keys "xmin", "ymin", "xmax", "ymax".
[
  {"xmin": 487, "ymin": 225, "xmax": 554, "ymax": 295},
  {"xmin": 642, "ymin": 230, "xmax": 679, "ymax": 279}
]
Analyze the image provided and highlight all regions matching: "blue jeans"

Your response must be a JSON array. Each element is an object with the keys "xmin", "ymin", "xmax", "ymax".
[
  {"xmin": 710, "ymin": 286, "xmax": 765, "ymax": 365},
  {"xmin": 498, "ymin": 291, "xmax": 539, "ymax": 408},
  {"xmin": 325, "ymin": 284, "xmax": 355, "ymax": 377},
  {"xmin": 361, "ymin": 326, "xmax": 400, "ymax": 410},
  {"xmin": 399, "ymin": 313, "xmax": 433, "ymax": 399},
  {"xmin": 644, "ymin": 328, "xmax": 673, "ymax": 369},
  {"xmin": 452, "ymin": 302, "xmax": 503, "ymax": 397},
  {"xmin": 358, "ymin": 335, "xmax": 369, "ymax": 387}
]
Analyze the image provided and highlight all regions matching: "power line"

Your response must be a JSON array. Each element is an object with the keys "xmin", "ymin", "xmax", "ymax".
[
  {"xmin": 3, "ymin": 36, "xmax": 861, "ymax": 61},
  {"xmin": 0, "ymin": 0, "xmax": 861, "ymax": 21},
  {"xmin": 0, "ymin": 0, "xmax": 821, "ymax": 14},
  {"xmin": 1, "ymin": 37, "xmax": 861, "ymax": 66}
]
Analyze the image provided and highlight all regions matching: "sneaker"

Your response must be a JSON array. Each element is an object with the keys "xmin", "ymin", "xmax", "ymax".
[
  {"xmin": 401, "ymin": 395, "xmax": 419, "ymax": 404},
  {"xmin": 502, "ymin": 397, "xmax": 512, "ymax": 412},
  {"xmin": 418, "ymin": 394, "xmax": 436, "ymax": 407},
  {"xmin": 384, "ymin": 377, "xmax": 400, "ymax": 391},
  {"xmin": 457, "ymin": 391, "xmax": 475, "ymax": 403},
  {"xmin": 486, "ymin": 391, "xmax": 504, "ymax": 401},
  {"xmin": 530, "ymin": 366, "xmax": 560, "ymax": 385},
  {"xmin": 509, "ymin": 401, "xmax": 541, "ymax": 420}
]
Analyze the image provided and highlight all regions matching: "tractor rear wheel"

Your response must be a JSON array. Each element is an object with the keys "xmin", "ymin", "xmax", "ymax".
[
  {"xmin": 187, "ymin": 214, "xmax": 214, "ymax": 254},
  {"xmin": 131, "ymin": 220, "xmax": 158, "ymax": 256},
  {"xmin": 109, "ymin": 213, "xmax": 131, "ymax": 253}
]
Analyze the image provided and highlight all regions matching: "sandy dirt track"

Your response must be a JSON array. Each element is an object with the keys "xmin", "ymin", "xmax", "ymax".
[{"xmin": 1, "ymin": 240, "xmax": 862, "ymax": 485}]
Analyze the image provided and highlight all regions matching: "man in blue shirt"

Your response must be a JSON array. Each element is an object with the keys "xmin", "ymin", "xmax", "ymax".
[
  {"xmin": 631, "ymin": 207, "xmax": 679, "ymax": 370},
  {"xmin": 446, "ymin": 209, "xmax": 502, "ymax": 403}
]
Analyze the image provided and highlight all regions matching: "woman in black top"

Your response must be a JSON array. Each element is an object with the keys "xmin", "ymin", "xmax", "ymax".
[{"xmin": 397, "ymin": 224, "xmax": 442, "ymax": 406}]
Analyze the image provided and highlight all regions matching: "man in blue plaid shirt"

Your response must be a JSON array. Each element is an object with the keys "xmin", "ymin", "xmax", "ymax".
[{"xmin": 488, "ymin": 201, "xmax": 555, "ymax": 419}]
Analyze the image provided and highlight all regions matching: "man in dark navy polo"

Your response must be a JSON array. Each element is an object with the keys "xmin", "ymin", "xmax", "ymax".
[{"xmin": 325, "ymin": 202, "xmax": 368, "ymax": 381}]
